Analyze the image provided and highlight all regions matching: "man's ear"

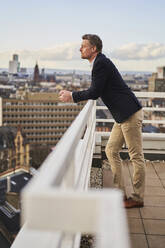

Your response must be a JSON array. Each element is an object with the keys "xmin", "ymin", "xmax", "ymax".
[{"xmin": 92, "ymin": 46, "xmax": 97, "ymax": 52}]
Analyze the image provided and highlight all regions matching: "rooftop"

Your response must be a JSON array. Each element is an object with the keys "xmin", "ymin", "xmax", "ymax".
[
  {"xmin": 102, "ymin": 159, "xmax": 165, "ymax": 248},
  {"xmin": 9, "ymin": 92, "xmax": 165, "ymax": 248}
]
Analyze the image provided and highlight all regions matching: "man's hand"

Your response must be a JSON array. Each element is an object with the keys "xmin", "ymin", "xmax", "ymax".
[{"xmin": 59, "ymin": 90, "xmax": 73, "ymax": 102}]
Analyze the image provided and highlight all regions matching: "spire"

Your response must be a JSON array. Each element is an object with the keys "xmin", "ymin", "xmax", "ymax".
[{"xmin": 33, "ymin": 62, "xmax": 40, "ymax": 83}]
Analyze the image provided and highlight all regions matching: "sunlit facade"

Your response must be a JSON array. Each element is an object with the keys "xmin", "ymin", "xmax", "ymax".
[{"xmin": 0, "ymin": 93, "xmax": 85, "ymax": 146}]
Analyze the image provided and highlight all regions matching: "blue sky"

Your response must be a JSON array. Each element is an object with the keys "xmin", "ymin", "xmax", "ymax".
[{"xmin": 0, "ymin": 0, "xmax": 165, "ymax": 72}]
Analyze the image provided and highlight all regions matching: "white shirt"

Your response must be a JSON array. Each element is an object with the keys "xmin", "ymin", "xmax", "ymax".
[
  {"xmin": 89, "ymin": 56, "xmax": 96, "ymax": 70},
  {"xmin": 72, "ymin": 56, "xmax": 96, "ymax": 101}
]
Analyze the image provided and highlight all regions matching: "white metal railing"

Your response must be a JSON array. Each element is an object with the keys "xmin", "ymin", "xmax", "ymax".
[
  {"xmin": 97, "ymin": 91, "xmax": 165, "ymax": 114},
  {"xmin": 11, "ymin": 100, "xmax": 130, "ymax": 248},
  {"xmin": 10, "ymin": 91, "xmax": 165, "ymax": 248},
  {"xmin": 96, "ymin": 91, "xmax": 165, "ymax": 153}
]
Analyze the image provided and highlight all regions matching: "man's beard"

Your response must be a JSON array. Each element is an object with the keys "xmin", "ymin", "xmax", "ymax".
[{"xmin": 81, "ymin": 54, "xmax": 89, "ymax": 60}]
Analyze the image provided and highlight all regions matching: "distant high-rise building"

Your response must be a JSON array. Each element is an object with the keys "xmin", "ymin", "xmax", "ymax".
[
  {"xmin": 9, "ymin": 61, "xmax": 18, "ymax": 74},
  {"xmin": 9, "ymin": 54, "xmax": 20, "ymax": 74},
  {"xmin": 54, "ymin": 72, "xmax": 56, "ymax": 82},
  {"xmin": 148, "ymin": 66, "xmax": 165, "ymax": 92},
  {"xmin": 157, "ymin": 66, "xmax": 165, "ymax": 79},
  {"xmin": 13, "ymin": 54, "xmax": 18, "ymax": 62},
  {"xmin": 20, "ymin": 67, "xmax": 27, "ymax": 74},
  {"xmin": 33, "ymin": 63, "xmax": 40, "ymax": 83},
  {"xmin": 41, "ymin": 68, "xmax": 45, "ymax": 80}
]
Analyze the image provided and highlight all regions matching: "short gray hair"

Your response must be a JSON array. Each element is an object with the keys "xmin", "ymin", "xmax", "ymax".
[{"xmin": 82, "ymin": 34, "xmax": 103, "ymax": 52}]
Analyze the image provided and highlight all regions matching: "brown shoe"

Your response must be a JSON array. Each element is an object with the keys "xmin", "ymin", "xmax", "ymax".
[
  {"xmin": 124, "ymin": 197, "xmax": 144, "ymax": 208},
  {"xmin": 123, "ymin": 195, "xmax": 127, "ymax": 201}
]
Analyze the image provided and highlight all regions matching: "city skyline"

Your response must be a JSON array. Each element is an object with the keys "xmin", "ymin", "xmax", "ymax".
[{"xmin": 0, "ymin": 0, "xmax": 165, "ymax": 72}]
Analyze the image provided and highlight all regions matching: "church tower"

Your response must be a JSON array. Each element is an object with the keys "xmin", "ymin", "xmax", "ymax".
[{"xmin": 33, "ymin": 62, "xmax": 40, "ymax": 83}]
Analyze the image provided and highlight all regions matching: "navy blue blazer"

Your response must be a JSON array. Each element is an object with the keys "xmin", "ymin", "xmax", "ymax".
[{"xmin": 72, "ymin": 53, "xmax": 142, "ymax": 123}]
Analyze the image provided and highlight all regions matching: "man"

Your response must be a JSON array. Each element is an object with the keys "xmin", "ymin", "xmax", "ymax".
[{"xmin": 59, "ymin": 34, "xmax": 145, "ymax": 208}]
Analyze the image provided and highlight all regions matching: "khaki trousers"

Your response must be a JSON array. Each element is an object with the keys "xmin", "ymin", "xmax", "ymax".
[{"xmin": 105, "ymin": 109, "xmax": 145, "ymax": 202}]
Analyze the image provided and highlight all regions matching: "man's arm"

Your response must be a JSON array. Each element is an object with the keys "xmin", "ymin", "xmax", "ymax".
[
  {"xmin": 72, "ymin": 61, "xmax": 108, "ymax": 102},
  {"xmin": 59, "ymin": 60, "xmax": 108, "ymax": 103}
]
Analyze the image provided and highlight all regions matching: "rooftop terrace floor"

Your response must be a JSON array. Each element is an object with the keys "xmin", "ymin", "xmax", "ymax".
[{"xmin": 102, "ymin": 159, "xmax": 165, "ymax": 248}]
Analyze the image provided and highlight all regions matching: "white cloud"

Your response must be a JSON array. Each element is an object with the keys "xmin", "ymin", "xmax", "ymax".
[
  {"xmin": 19, "ymin": 43, "xmax": 80, "ymax": 61},
  {"xmin": 110, "ymin": 43, "xmax": 165, "ymax": 60},
  {"xmin": 0, "ymin": 43, "xmax": 81, "ymax": 67},
  {"xmin": 1, "ymin": 42, "xmax": 165, "ymax": 71},
  {"xmin": 36, "ymin": 43, "xmax": 80, "ymax": 61}
]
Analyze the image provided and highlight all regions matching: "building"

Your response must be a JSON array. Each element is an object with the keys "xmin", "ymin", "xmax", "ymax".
[
  {"xmin": 0, "ymin": 92, "xmax": 85, "ymax": 147},
  {"xmin": 9, "ymin": 54, "xmax": 20, "ymax": 74},
  {"xmin": 12, "ymin": 55, "xmax": 18, "ymax": 62},
  {"xmin": 0, "ymin": 126, "xmax": 30, "ymax": 175},
  {"xmin": 33, "ymin": 63, "xmax": 40, "ymax": 83},
  {"xmin": 148, "ymin": 66, "xmax": 165, "ymax": 92},
  {"xmin": 0, "ymin": 72, "xmax": 9, "ymax": 83},
  {"xmin": 157, "ymin": 66, "xmax": 165, "ymax": 79},
  {"xmin": 19, "ymin": 68, "xmax": 27, "ymax": 74},
  {"xmin": 0, "ymin": 126, "xmax": 31, "ymax": 246}
]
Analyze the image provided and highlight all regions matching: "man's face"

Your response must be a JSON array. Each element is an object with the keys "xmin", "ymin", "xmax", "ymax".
[{"xmin": 80, "ymin": 39, "xmax": 96, "ymax": 61}]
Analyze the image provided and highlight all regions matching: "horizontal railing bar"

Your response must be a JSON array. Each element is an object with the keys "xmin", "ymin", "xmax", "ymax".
[
  {"xmin": 23, "ymin": 100, "xmax": 94, "ymax": 191},
  {"xmin": 134, "ymin": 92, "xmax": 165, "ymax": 98},
  {"xmin": 22, "ymin": 189, "xmax": 130, "ymax": 248},
  {"xmin": 96, "ymin": 118, "xmax": 165, "ymax": 124},
  {"xmin": 95, "ymin": 131, "xmax": 165, "ymax": 138},
  {"xmin": 11, "ymin": 224, "xmax": 63, "ymax": 248},
  {"xmin": 143, "ymin": 107, "xmax": 165, "ymax": 111},
  {"xmin": 96, "ymin": 106, "xmax": 165, "ymax": 111},
  {"xmin": 15, "ymin": 91, "xmax": 165, "ymax": 248},
  {"xmin": 12, "ymin": 100, "xmax": 97, "ymax": 248}
]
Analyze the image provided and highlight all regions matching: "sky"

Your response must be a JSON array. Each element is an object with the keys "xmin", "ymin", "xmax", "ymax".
[{"xmin": 0, "ymin": 0, "xmax": 165, "ymax": 72}]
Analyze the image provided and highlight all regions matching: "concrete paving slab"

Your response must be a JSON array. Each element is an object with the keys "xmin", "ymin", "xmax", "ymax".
[
  {"xmin": 126, "ymin": 209, "xmax": 141, "ymax": 218},
  {"xmin": 140, "ymin": 206, "xmax": 165, "ymax": 219},
  {"xmin": 128, "ymin": 218, "xmax": 144, "ymax": 234},
  {"xmin": 145, "ymin": 178, "xmax": 162, "ymax": 187},
  {"xmin": 144, "ymin": 186, "xmax": 165, "ymax": 196},
  {"xmin": 147, "ymin": 235, "xmax": 165, "ymax": 248},
  {"xmin": 143, "ymin": 219, "xmax": 165, "ymax": 235},
  {"xmin": 144, "ymin": 196, "xmax": 165, "ymax": 207},
  {"xmin": 130, "ymin": 234, "xmax": 148, "ymax": 248}
]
